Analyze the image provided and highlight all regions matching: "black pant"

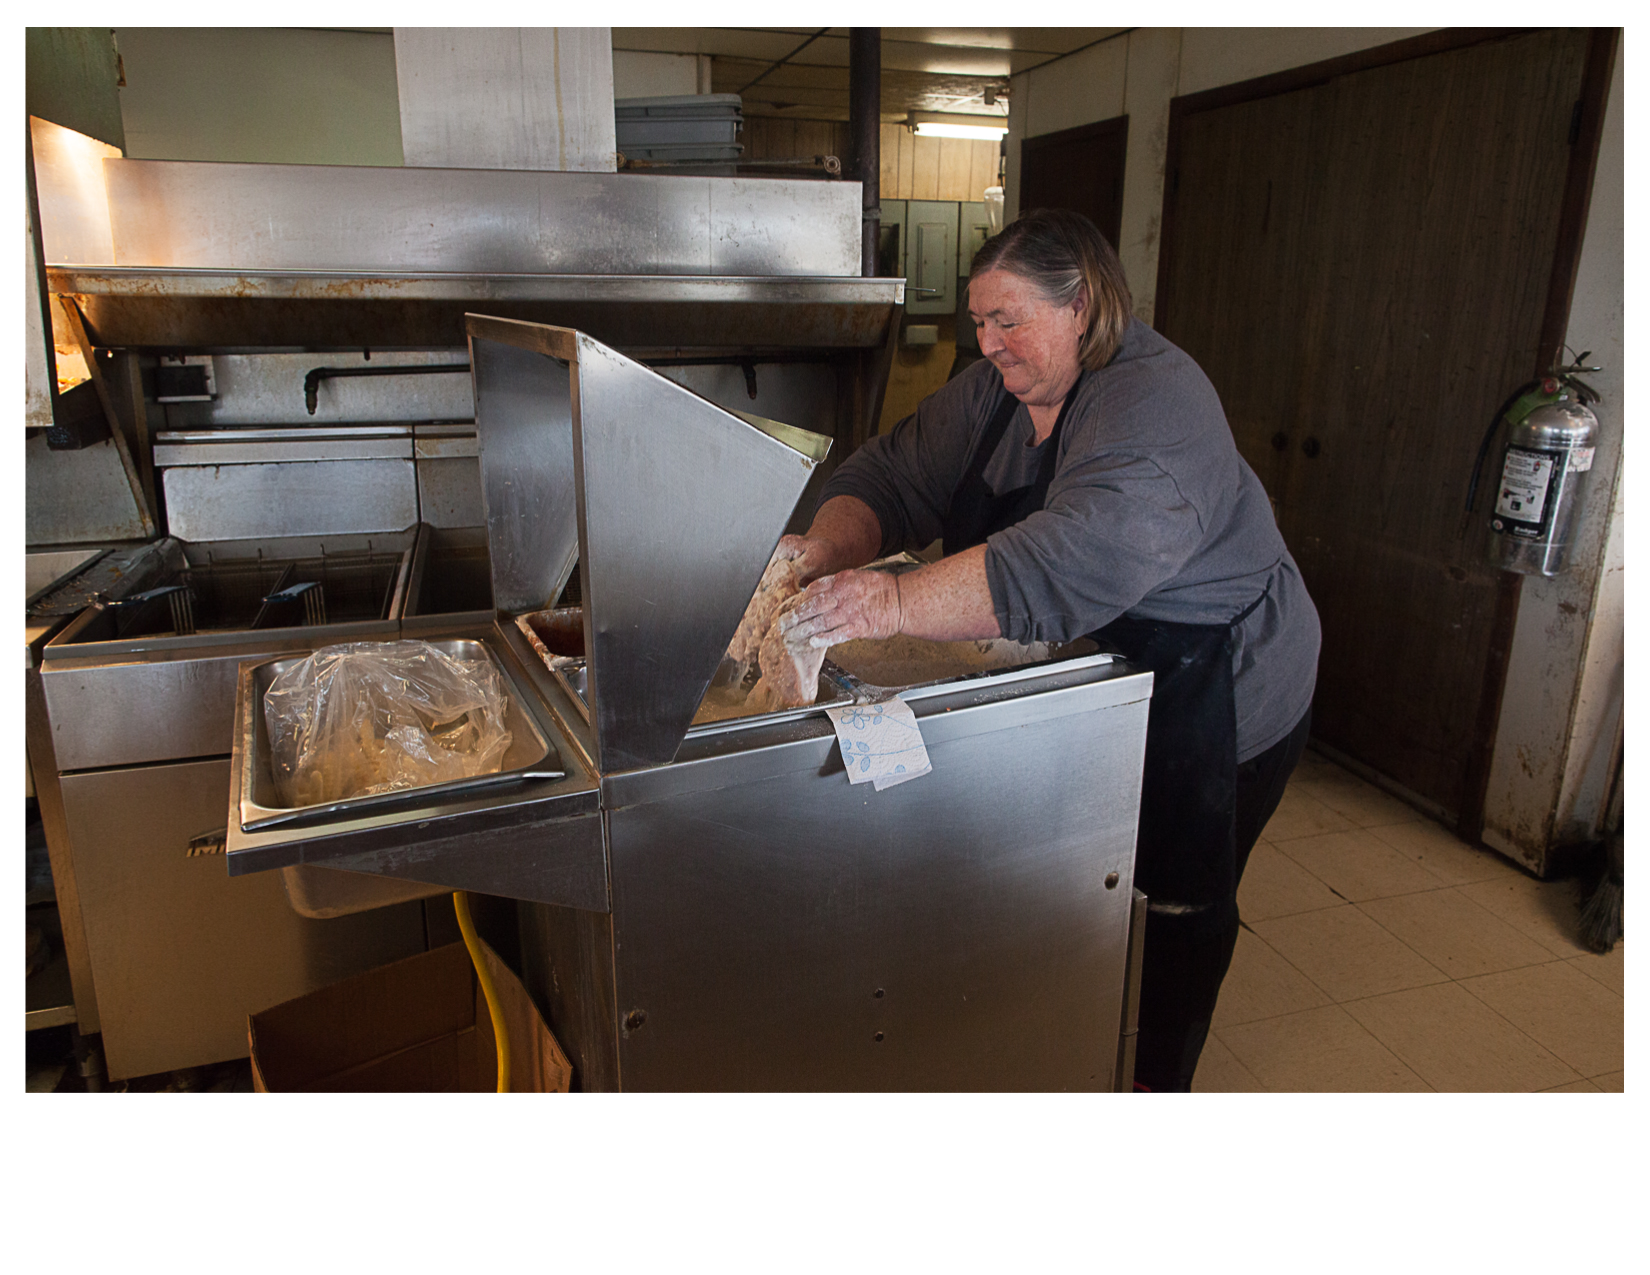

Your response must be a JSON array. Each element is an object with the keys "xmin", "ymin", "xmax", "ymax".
[{"xmin": 1131, "ymin": 707, "xmax": 1312, "ymax": 1091}]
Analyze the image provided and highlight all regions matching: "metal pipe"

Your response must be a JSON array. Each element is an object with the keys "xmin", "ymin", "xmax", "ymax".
[
  {"xmin": 620, "ymin": 155, "xmax": 842, "ymax": 176},
  {"xmin": 303, "ymin": 363, "xmax": 470, "ymax": 415},
  {"xmin": 849, "ymin": 28, "xmax": 881, "ymax": 278},
  {"xmin": 737, "ymin": 27, "xmax": 831, "ymax": 96}
]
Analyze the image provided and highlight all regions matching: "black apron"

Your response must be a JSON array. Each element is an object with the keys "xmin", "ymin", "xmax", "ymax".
[{"xmin": 942, "ymin": 380, "xmax": 1266, "ymax": 1091}]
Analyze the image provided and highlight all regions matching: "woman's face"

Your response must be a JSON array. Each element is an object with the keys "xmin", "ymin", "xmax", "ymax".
[{"xmin": 968, "ymin": 268, "xmax": 1088, "ymax": 408}]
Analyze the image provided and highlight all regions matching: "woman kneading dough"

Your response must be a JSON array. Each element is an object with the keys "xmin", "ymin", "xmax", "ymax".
[{"xmin": 775, "ymin": 207, "xmax": 1321, "ymax": 1092}]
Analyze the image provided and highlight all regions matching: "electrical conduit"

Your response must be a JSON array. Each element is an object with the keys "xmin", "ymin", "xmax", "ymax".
[{"xmin": 453, "ymin": 891, "xmax": 511, "ymax": 1093}]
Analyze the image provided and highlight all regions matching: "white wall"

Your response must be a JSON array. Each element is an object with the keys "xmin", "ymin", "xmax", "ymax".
[
  {"xmin": 117, "ymin": 28, "xmax": 643, "ymax": 173},
  {"xmin": 613, "ymin": 50, "xmax": 709, "ymax": 99},
  {"xmin": 1008, "ymin": 27, "xmax": 1625, "ymax": 866},
  {"xmin": 395, "ymin": 28, "xmax": 616, "ymax": 172},
  {"xmin": 1175, "ymin": 27, "xmax": 1438, "ymax": 96},
  {"xmin": 1482, "ymin": 48, "xmax": 1625, "ymax": 869},
  {"xmin": 115, "ymin": 28, "xmax": 403, "ymax": 165}
]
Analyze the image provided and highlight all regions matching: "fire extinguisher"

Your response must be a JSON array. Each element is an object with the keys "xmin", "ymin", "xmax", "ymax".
[{"xmin": 1466, "ymin": 353, "xmax": 1602, "ymax": 578}]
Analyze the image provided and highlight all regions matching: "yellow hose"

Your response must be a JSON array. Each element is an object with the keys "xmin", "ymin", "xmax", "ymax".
[{"xmin": 453, "ymin": 891, "xmax": 511, "ymax": 1093}]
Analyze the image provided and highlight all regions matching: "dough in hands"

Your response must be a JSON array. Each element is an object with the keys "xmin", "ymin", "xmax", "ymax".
[
  {"xmin": 727, "ymin": 555, "xmax": 801, "ymax": 675},
  {"xmin": 748, "ymin": 592, "xmax": 826, "ymax": 711}
]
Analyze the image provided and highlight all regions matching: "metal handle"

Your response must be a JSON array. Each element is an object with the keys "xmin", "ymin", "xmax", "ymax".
[
  {"xmin": 241, "ymin": 769, "xmax": 567, "ymax": 834},
  {"xmin": 303, "ymin": 363, "xmax": 470, "ymax": 415}
]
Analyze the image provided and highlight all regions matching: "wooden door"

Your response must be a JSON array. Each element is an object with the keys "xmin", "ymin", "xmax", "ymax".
[
  {"xmin": 1020, "ymin": 115, "xmax": 1129, "ymax": 250},
  {"xmin": 1156, "ymin": 30, "xmax": 1599, "ymax": 821}
]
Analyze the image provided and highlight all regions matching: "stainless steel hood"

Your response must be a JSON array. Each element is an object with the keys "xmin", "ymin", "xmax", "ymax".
[
  {"xmin": 467, "ymin": 316, "xmax": 831, "ymax": 772},
  {"xmin": 41, "ymin": 157, "xmax": 902, "ymax": 354},
  {"xmin": 50, "ymin": 268, "xmax": 904, "ymax": 355},
  {"xmin": 98, "ymin": 161, "xmax": 863, "ymax": 276}
]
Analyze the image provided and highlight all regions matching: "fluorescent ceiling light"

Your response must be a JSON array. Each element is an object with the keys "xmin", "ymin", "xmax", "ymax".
[{"xmin": 908, "ymin": 112, "xmax": 1008, "ymax": 141}]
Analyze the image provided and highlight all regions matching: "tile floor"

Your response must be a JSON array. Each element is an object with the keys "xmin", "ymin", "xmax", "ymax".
[
  {"xmin": 1193, "ymin": 750, "xmax": 1625, "ymax": 1092},
  {"xmin": 26, "ymin": 749, "xmax": 1623, "ymax": 1094}
]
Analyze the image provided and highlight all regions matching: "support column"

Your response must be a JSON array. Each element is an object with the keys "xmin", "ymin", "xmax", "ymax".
[{"xmin": 849, "ymin": 28, "xmax": 881, "ymax": 277}]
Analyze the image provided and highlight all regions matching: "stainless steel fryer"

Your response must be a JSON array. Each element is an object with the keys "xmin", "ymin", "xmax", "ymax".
[{"xmin": 34, "ymin": 528, "xmax": 442, "ymax": 1079}]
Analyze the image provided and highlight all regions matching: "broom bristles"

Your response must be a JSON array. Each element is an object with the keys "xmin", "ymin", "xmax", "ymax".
[{"xmin": 1578, "ymin": 833, "xmax": 1624, "ymax": 954}]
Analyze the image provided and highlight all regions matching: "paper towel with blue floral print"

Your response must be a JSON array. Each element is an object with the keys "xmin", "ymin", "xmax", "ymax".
[{"xmin": 824, "ymin": 697, "xmax": 932, "ymax": 791}]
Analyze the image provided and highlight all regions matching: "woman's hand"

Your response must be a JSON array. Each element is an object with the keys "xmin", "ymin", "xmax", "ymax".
[
  {"xmin": 773, "ymin": 533, "xmax": 854, "ymax": 587},
  {"xmin": 771, "ymin": 534, "xmax": 823, "ymax": 582},
  {"xmin": 782, "ymin": 496, "xmax": 886, "ymax": 585},
  {"xmin": 777, "ymin": 569, "xmax": 903, "ymax": 649}
]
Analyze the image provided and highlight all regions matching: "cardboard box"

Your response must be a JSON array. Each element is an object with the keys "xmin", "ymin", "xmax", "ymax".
[{"xmin": 249, "ymin": 939, "xmax": 571, "ymax": 1092}]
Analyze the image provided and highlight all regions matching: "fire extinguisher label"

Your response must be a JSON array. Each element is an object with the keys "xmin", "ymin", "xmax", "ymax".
[
  {"xmin": 1568, "ymin": 446, "xmax": 1595, "ymax": 473},
  {"xmin": 1495, "ymin": 448, "xmax": 1555, "ymax": 526}
]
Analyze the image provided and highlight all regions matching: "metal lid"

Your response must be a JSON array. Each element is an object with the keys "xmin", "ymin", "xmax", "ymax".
[
  {"xmin": 1519, "ymin": 398, "xmax": 1597, "ymax": 444},
  {"xmin": 614, "ymin": 95, "xmax": 744, "ymax": 116},
  {"xmin": 466, "ymin": 315, "xmax": 830, "ymax": 773}
]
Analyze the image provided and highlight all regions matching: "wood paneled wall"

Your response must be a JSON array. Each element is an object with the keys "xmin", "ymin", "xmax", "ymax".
[
  {"xmin": 880, "ymin": 124, "xmax": 999, "ymax": 201},
  {"xmin": 741, "ymin": 116, "xmax": 999, "ymax": 201},
  {"xmin": 741, "ymin": 115, "xmax": 852, "ymax": 165}
]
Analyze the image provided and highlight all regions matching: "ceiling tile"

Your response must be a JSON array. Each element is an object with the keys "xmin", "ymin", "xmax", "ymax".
[
  {"xmin": 612, "ymin": 27, "xmax": 841, "ymax": 61},
  {"xmin": 618, "ymin": 26, "xmax": 1129, "ymax": 120},
  {"xmin": 881, "ymin": 28, "xmax": 1128, "ymax": 55}
]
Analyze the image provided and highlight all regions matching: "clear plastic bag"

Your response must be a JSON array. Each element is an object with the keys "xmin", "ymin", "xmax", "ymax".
[{"xmin": 263, "ymin": 640, "xmax": 513, "ymax": 809}]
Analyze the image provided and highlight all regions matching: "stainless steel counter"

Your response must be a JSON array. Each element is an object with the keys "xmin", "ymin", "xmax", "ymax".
[
  {"xmin": 212, "ymin": 323, "xmax": 1155, "ymax": 1090},
  {"xmin": 222, "ymin": 611, "xmax": 1153, "ymax": 1090}
]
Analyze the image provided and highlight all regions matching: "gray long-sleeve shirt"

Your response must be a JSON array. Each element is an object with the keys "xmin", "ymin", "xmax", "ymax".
[{"xmin": 817, "ymin": 318, "xmax": 1320, "ymax": 761}]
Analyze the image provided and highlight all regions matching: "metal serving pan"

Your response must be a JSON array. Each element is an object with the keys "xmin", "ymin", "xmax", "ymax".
[{"xmin": 237, "ymin": 638, "xmax": 563, "ymax": 833}]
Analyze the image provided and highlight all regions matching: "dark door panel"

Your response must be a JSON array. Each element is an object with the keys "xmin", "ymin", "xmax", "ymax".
[
  {"xmin": 1156, "ymin": 29, "xmax": 1592, "ymax": 817},
  {"xmin": 1020, "ymin": 115, "xmax": 1129, "ymax": 251}
]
